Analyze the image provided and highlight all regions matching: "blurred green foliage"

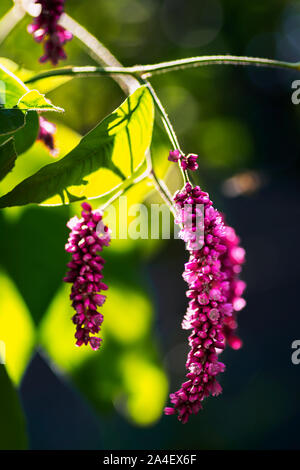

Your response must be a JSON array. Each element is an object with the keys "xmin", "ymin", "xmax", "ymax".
[{"xmin": 0, "ymin": 366, "xmax": 28, "ymax": 449}]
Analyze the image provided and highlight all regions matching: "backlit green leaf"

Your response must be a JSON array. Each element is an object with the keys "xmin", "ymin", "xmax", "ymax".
[
  {"xmin": 17, "ymin": 90, "xmax": 64, "ymax": 113},
  {"xmin": 0, "ymin": 63, "xmax": 28, "ymax": 109},
  {"xmin": 0, "ymin": 85, "xmax": 154, "ymax": 208},
  {"xmin": 0, "ymin": 63, "xmax": 64, "ymax": 112},
  {"xmin": 0, "ymin": 57, "xmax": 71, "ymax": 94}
]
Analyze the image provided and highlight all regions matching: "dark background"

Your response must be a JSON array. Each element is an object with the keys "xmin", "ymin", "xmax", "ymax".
[{"xmin": 0, "ymin": 0, "xmax": 300, "ymax": 450}]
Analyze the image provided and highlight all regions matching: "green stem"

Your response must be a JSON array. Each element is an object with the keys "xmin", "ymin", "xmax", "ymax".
[
  {"xmin": 25, "ymin": 54, "xmax": 300, "ymax": 86},
  {"xmin": 100, "ymin": 166, "xmax": 149, "ymax": 211},
  {"xmin": 140, "ymin": 79, "xmax": 190, "ymax": 185},
  {"xmin": 138, "ymin": 55, "xmax": 300, "ymax": 77},
  {"xmin": 59, "ymin": 13, "xmax": 139, "ymax": 94},
  {"xmin": 25, "ymin": 65, "xmax": 136, "ymax": 85},
  {"xmin": 143, "ymin": 81, "xmax": 180, "ymax": 151},
  {"xmin": 24, "ymin": 28, "xmax": 300, "ymax": 200},
  {"xmin": 0, "ymin": 4, "xmax": 25, "ymax": 46},
  {"xmin": 25, "ymin": 52, "xmax": 300, "ymax": 187},
  {"xmin": 145, "ymin": 150, "xmax": 176, "ymax": 215}
]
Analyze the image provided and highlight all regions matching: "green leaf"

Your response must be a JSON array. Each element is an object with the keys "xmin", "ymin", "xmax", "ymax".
[
  {"xmin": 17, "ymin": 90, "xmax": 64, "ymax": 113},
  {"xmin": 13, "ymin": 111, "xmax": 39, "ymax": 155},
  {"xmin": 0, "ymin": 63, "xmax": 28, "ymax": 109},
  {"xmin": 0, "ymin": 121, "xmax": 80, "ymax": 199},
  {"xmin": 0, "ymin": 111, "xmax": 39, "ymax": 154},
  {"xmin": 0, "ymin": 85, "xmax": 154, "ymax": 208},
  {"xmin": 0, "ymin": 138, "xmax": 17, "ymax": 181},
  {"xmin": 0, "ymin": 366, "xmax": 28, "ymax": 449},
  {"xmin": 0, "ymin": 109, "xmax": 25, "ymax": 136},
  {"xmin": 0, "ymin": 63, "xmax": 64, "ymax": 112},
  {"xmin": 0, "ymin": 113, "xmax": 39, "ymax": 183}
]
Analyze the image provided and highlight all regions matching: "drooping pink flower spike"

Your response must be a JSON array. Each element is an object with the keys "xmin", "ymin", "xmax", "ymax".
[
  {"xmin": 64, "ymin": 202, "xmax": 111, "ymax": 351},
  {"xmin": 164, "ymin": 182, "xmax": 246, "ymax": 423},
  {"xmin": 37, "ymin": 116, "xmax": 58, "ymax": 156},
  {"xmin": 28, "ymin": 0, "xmax": 72, "ymax": 65}
]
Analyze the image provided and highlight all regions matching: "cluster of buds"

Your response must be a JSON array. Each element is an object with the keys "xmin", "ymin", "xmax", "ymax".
[
  {"xmin": 64, "ymin": 203, "xmax": 111, "ymax": 350},
  {"xmin": 168, "ymin": 149, "xmax": 199, "ymax": 171},
  {"xmin": 165, "ymin": 176, "xmax": 246, "ymax": 423},
  {"xmin": 28, "ymin": 0, "xmax": 72, "ymax": 65}
]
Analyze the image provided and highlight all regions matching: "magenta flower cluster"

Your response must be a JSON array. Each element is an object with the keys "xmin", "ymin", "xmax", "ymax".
[
  {"xmin": 168, "ymin": 150, "xmax": 199, "ymax": 171},
  {"xmin": 64, "ymin": 202, "xmax": 111, "ymax": 351},
  {"xmin": 164, "ymin": 181, "xmax": 246, "ymax": 423},
  {"xmin": 37, "ymin": 116, "xmax": 58, "ymax": 156},
  {"xmin": 28, "ymin": 0, "xmax": 72, "ymax": 65}
]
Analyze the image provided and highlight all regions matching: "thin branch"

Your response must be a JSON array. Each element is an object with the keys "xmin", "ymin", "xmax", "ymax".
[
  {"xmin": 145, "ymin": 150, "xmax": 176, "ymax": 215},
  {"xmin": 25, "ymin": 54, "xmax": 300, "ymax": 86},
  {"xmin": 25, "ymin": 65, "xmax": 137, "ymax": 84},
  {"xmin": 140, "ymin": 79, "xmax": 190, "ymax": 185},
  {"xmin": 139, "ymin": 54, "xmax": 300, "ymax": 78},
  {"xmin": 0, "ymin": 4, "xmax": 25, "ymax": 46},
  {"xmin": 59, "ymin": 13, "xmax": 139, "ymax": 94}
]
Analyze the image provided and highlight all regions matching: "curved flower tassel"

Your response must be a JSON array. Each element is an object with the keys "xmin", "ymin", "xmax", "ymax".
[
  {"xmin": 28, "ymin": 0, "xmax": 72, "ymax": 65},
  {"xmin": 64, "ymin": 202, "xmax": 110, "ymax": 350},
  {"xmin": 165, "ymin": 181, "xmax": 246, "ymax": 423}
]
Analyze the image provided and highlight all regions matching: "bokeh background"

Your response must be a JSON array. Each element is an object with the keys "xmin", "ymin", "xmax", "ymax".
[{"xmin": 0, "ymin": 0, "xmax": 300, "ymax": 450}]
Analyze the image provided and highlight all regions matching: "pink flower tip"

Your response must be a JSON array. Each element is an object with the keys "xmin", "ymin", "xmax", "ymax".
[
  {"xmin": 168, "ymin": 149, "xmax": 182, "ymax": 162},
  {"xmin": 164, "ymin": 407, "xmax": 176, "ymax": 415},
  {"xmin": 81, "ymin": 202, "xmax": 92, "ymax": 212}
]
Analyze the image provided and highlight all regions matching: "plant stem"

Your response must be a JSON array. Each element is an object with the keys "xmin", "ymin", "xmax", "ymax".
[
  {"xmin": 140, "ymin": 79, "xmax": 190, "ymax": 185},
  {"xmin": 145, "ymin": 150, "xmax": 176, "ymax": 216},
  {"xmin": 138, "ymin": 55, "xmax": 300, "ymax": 77},
  {"xmin": 143, "ymin": 81, "xmax": 180, "ymax": 151},
  {"xmin": 0, "ymin": 4, "xmax": 25, "ymax": 46},
  {"xmin": 25, "ymin": 54, "xmax": 300, "ymax": 87},
  {"xmin": 25, "ymin": 51, "xmax": 300, "ymax": 187},
  {"xmin": 59, "ymin": 13, "xmax": 139, "ymax": 95},
  {"xmin": 25, "ymin": 65, "xmax": 136, "ymax": 84}
]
